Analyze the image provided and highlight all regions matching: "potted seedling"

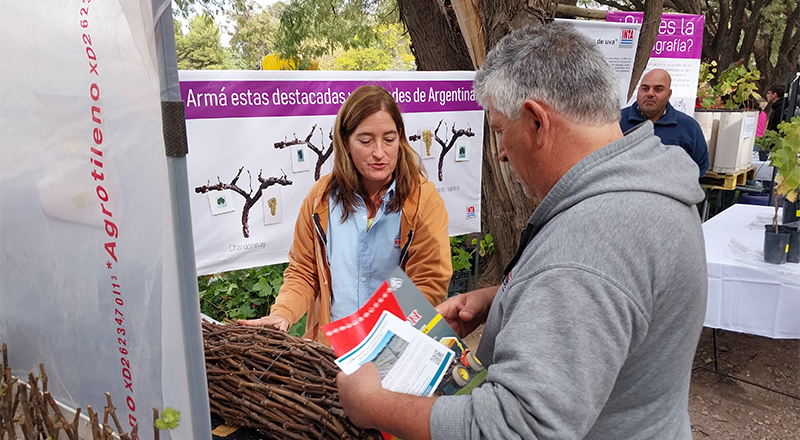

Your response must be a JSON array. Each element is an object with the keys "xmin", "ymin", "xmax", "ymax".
[
  {"xmin": 448, "ymin": 233, "xmax": 494, "ymax": 296},
  {"xmin": 764, "ymin": 117, "xmax": 800, "ymax": 264},
  {"xmin": 696, "ymin": 61, "xmax": 761, "ymax": 110},
  {"xmin": 754, "ymin": 129, "xmax": 779, "ymax": 161},
  {"xmin": 695, "ymin": 61, "xmax": 762, "ymax": 173}
]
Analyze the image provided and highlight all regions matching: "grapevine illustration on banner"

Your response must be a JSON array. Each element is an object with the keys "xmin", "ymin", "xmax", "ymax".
[
  {"xmin": 195, "ymin": 168, "xmax": 292, "ymax": 238},
  {"xmin": 274, "ymin": 124, "xmax": 334, "ymax": 181},
  {"xmin": 410, "ymin": 120, "xmax": 475, "ymax": 181}
]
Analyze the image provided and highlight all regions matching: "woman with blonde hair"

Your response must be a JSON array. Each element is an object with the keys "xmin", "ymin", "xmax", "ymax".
[{"xmin": 239, "ymin": 85, "xmax": 452, "ymax": 344}]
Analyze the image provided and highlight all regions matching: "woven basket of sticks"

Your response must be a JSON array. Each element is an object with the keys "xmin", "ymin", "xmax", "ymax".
[{"xmin": 202, "ymin": 321, "xmax": 382, "ymax": 440}]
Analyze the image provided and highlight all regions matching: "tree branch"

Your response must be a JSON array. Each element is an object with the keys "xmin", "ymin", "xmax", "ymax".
[
  {"xmin": 670, "ymin": 0, "xmax": 701, "ymax": 14},
  {"xmin": 591, "ymin": 0, "xmax": 635, "ymax": 11},
  {"xmin": 711, "ymin": 0, "xmax": 731, "ymax": 64},
  {"xmin": 737, "ymin": 0, "xmax": 766, "ymax": 69}
]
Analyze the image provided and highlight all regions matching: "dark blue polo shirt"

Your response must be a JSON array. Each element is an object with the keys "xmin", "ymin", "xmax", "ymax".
[{"xmin": 620, "ymin": 102, "xmax": 709, "ymax": 176}]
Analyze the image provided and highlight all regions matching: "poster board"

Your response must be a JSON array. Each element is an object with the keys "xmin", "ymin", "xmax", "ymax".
[
  {"xmin": 562, "ymin": 19, "xmax": 641, "ymax": 107},
  {"xmin": 606, "ymin": 12, "xmax": 705, "ymax": 117},
  {"xmin": 180, "ymin": 71, "xmax": 484, "ymax": 275}
]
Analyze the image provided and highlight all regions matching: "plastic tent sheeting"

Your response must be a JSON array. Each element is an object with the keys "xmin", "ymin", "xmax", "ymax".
[{"xmin": 0, "ymin": 1, "xmax": 210, "ymax": 438}]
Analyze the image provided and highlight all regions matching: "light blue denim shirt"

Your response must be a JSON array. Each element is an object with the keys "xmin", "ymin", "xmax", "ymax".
[{"xmin": 328, "ymin": 182, "xmax": 402, "ymax": 321}]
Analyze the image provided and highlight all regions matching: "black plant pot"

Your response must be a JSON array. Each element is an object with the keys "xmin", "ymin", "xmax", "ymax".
[
  {"xmin": 783, "ymin": 198, "xmax": 800, "ymax": 225},
  {"xmin": 448, "ymin": 270, "xmax": 472, "ymax": 296},
  {"xmin": 780, "ymin": 221, "xmax": 800, "ymax": 263},
  {"xmin": 758, "ymin": 150, "xmax": 770, "ymax": 161},
  {"xmin": 763, "ymin": 226, "xmax": 790, "ymax": 264}
]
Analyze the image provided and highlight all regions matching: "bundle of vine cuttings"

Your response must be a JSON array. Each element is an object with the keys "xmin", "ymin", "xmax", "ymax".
[
  {"xmin": 202, "ymin": 321, "xmax": 382, "ymax": 440},
  {"xmin": 0, "ymin": 343, "xmax": 140, "ymax": 440}
]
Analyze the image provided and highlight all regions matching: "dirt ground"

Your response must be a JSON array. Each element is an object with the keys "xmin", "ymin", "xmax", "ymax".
[
  {"xmin": 690, "ymin": 328, "xmax": 799, "ymax": 439},
  {"xmin": 463, "ymin": 325, "xmax": 800, "ymax": 439}
]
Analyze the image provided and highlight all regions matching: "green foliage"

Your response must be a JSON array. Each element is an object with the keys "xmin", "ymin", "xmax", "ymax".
[
  {"xmin": 289, "ymin": 314, "xmax": 307, "ymax": 337},
  {"xmin": 697, "ymin": 61, "xmax": 761, "ymax": 110},
  {"xmin": 199, "ymin": 263, "xmax": 288, "ymax": 322},
  {"xmin": 322, "ymin": 22, "xmax": 415, "ymax": 71},
  {"xmin": 450, "ymin": 235, "xmax": 473, "ymax": 272},
  {"xmin": 173, "ymin": 0, "xmax": 412, "ymax": 73},
  {"xmin": 154, "ymin": 407, "xmax": 181, "ymax": 430},
  {"xmin": 373, "ymin": 23, "xmax": 415, "ymax": 71},
  {"xmin": 769, "ymin": 117, "xmax": 800, "ymax": 203},
  {"xmin": 755, "ymin": 129, "xmax": 780, "ymax": 152},
  {"xmin": 273, "ymin": 0, "xmax": 399, "ymax": 66},
  {"xmin": 450, "ymin": 234, "xmax": 494, "ymax": 272},
  {"xmin": 472, "ymin": 233, "xmax": 495, "ymax": 258},
  {"xmin": 754, "ymin": 0, "xmax": 792, "ymax": 66},
  {"xmin": 334, "ymin": 46, "xmax": 392, "ymax": 71},
  {"xmin": 173, "ymin": 0, "xmax": 226, "ymax": 19},
  {"xmin": 227, "ymin": 0, "xmax": 282, "ymax": 70},
  {"xmin": 174, "ymin": 13, "xmax": 241, "ymax": 70},
  {"xmin": 697, "ymin": 60, "xmax": 718, "ymax": 109}
]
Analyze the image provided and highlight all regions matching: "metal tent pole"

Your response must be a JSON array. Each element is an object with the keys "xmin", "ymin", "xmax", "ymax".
[
  {"xmin": 152, "ymin": 1, "xmax": 213, "ymax": 438},
  {"xmin": 473, "ymin": 232, "xmax": 481, "ymax": 291}
]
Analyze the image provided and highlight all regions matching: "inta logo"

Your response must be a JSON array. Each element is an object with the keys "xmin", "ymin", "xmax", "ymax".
[
  {"xmin": 620, "ymin": 29, "xmax": 635, "ymax": 47},
  {"xmin": 466, "ymin": 205, "xmax": 476, "ymax": 219}
]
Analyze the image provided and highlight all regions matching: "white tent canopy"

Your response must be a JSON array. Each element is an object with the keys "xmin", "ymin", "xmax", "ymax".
[{"xmin": 0, "ymin": 1, "xmax": 211, "ymax": 438}]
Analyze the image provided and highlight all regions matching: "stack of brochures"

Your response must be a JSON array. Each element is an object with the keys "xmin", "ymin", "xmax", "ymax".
[{"xmin": 322, "ymin": 267, "xmax": 486, "ymax": 398}]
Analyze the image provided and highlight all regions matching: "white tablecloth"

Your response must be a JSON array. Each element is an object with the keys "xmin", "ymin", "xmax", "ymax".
[{"xmin": 703, "ymin": 204, "xmax": 800, "ymax": 338}]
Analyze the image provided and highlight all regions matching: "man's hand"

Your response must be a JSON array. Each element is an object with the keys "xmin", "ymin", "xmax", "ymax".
[
  {"xmin": 336, "ymin": 363, "xmax": 384, "ymax": 428},
  {"xmin": 337, "ymin": 363, "xmax": 436, "ymax": 440},
  {"xmin": 237, "ymin": 315, "xmax": 291, "ymax": 331},
  {"xmin": 435, "ymin": 285, "xmax": 498, "ymax": 338}
]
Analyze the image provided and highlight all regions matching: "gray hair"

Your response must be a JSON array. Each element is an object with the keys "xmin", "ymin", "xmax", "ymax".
[{"xmin": 474, "ymin": 22, "xmax": 621, "ymax": 125}]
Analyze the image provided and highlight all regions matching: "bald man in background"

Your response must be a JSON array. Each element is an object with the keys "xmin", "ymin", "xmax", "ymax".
[{"xmin": 620, "ymin": 69, "xmax": 709, "ymax": 176}]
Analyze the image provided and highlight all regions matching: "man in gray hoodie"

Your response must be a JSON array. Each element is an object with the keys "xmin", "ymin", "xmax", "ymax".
[{"xmin": 337, "ymin": 22, "xmax": 708, "ymax": 440}]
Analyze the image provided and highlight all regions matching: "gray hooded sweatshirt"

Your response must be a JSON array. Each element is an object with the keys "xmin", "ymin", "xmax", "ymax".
[{"xmin": 430, "ymin": 121, "xmax": 708, "ymax": 439}]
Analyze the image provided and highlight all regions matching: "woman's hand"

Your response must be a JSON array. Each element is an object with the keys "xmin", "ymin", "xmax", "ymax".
[{"xmin": 237, "ymin": 315, "xmax": 291, "ymax": 331}]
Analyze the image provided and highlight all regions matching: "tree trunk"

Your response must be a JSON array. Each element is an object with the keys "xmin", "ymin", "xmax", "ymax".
[
  {"xmin": 396, "ymin": 0, "xmax": 474, "ymax": 71},
  {"xmin": 476, "ymin": 0, "xmax": 554, "ymax": 282},
  {"xmin": 399, "ymin": 0, "xmax": 554, "ymax": 283},
  {"xmin": 706, "ymin": 0, "xmax": 731, "ymax": 63},
  {"xmin": 736, "ymin": 0, "xmax": 766, "ymax": 67},
  {"xmin": 718, "ymin": 0, "xmax": 750, "ymax": 69},
  {"xmin": 477, "ymin": 0, "xmax": 553, "ymax": 51},
  {"xmin": 627, "ymin": 0, "xmax": 662, "ymax": 101},
  {"xmin": 751, "ymin": 0, "xmax": 799, "ymax": 95},
  {"xmin": 771, "ymin": 1, "xmax": 800, "ymax": 91}
]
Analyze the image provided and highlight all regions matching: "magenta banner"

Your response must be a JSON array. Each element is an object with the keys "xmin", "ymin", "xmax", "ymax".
[
  {"xmin": 180, "ymin": 80, "xmax": 480, "ymax": 119},
  {"xmin": 606, "ymin": 12, "xmax": 703, "ymax": 60}
]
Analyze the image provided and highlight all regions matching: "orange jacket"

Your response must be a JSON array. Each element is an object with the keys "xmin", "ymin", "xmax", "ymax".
[{"xmin": 270, "ymin": 174, "xmax": 452, "ymax": 345}]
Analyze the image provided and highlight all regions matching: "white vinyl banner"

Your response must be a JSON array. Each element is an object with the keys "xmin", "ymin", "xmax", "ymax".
[
  {"xmin": 561, "ymin": 19, "xmax": 641, "ymax": 108},
  {"xmin": 1, "ymin": 1, "xmax": 200, "ymax": 439},
  {"xmin": 180, "ymin": 71, "xmax": 484, "ymax": 275},
  {"xmin": 607, "ymin": 12, "xmax": 705, "ymax": 117}
]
